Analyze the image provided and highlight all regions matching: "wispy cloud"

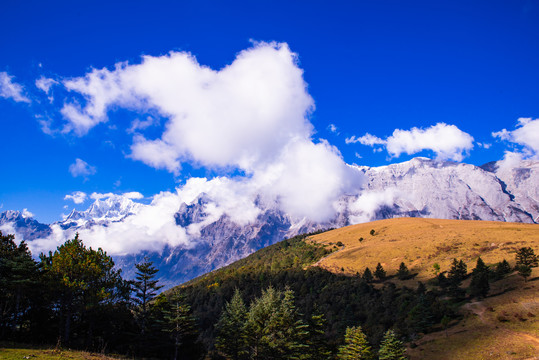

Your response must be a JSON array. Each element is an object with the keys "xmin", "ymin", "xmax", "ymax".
[
  {"xmin": 0, "ymin": 72, "xmax": 30, "ymax": 103},
  {"xmin": 69, "ymin": 158, "xmax": 96, "ymax": 178}
]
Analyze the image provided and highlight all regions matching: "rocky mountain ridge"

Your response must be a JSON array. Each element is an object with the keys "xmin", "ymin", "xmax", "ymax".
[{"xmin": 1, "ymin": 157, "xmax": 537, "ymax": 286}]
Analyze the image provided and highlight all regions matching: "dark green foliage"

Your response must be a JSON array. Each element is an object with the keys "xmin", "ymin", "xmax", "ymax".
[
  {"xmin": 396, "ymin": 262, "xmax": 410, "ymax": 280},
  {"xmin": 447, "ymin": 259, "xmax": 467, "ymax": 299},
  {"xmin": 370, "ymin": 229, "xmax": 376, "ymax": 236},
  {"xmin": 244, "ymin": 287, "xmax": 308, "ymax": 359},
  {"xmin": 362, "ymin": 267, "xmax": 374, "ymax": 283},
  {"xmin": 0, "ymin": 231, "xmax": 39, "ymax": 340},
  {"xmin": 515, "ymin": 247, "xmax": 537, "ymax": 282},
  {"xmin": 378, "ymin": 329, "xmax": 407, "ymax": 360},
  {"xmin": 215, "ymin": 288, "xmax": 248, "ymax": 360},
  {"xmin": 337, "ymin": 326, "xmax": 372, "ymax": 359},
  {"xmin": 132, "ymin": 258, "xmax": 163, "ymax": 334},
  {"xmin": 374, "ymin": 263, "xmax": 386, "ymax": 281},
  {"xmin": 493, "ymin": 259, "xmax": 512, "ymax": 280},
  {"xmin": 515, "ymin": 247, "xmax": 538, "ymax": 268},
  {"xmin": 469, "ymin": 257, "xmax": 490, "ymax": 298},
  {"xmin": 516, "ymin": 265, "xmax": 532, "ymax": 282},
  {"xmin": 162, "ymin": 289, "xmax": 197, "ymax": 360},
  {"xmin": 40, "ymin": 233, "xmax": 124, "ymax": 347}
]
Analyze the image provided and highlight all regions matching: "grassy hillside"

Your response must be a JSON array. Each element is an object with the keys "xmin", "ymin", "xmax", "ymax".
[
  {"xmin": 309, "ymin": 217, "xmax": 539, "ymax": 282},
  {"xmin": 0, "ymin": 343, "xmax": 123, "ymax": 359},
  {"xmin": 308, "ymin": 218, "xmax": 539, "ymax": 359}
]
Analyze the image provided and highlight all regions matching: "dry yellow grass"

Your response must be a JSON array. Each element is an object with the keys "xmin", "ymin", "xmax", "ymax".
[
  {"xmin": 309, "ymin": 218, "xmax": 539, "ymax": 359},
  {"xmin": 407, "ymin": 271, "xmax": 539, "ymax": 360},
  {"xmin": 309, "ymin": 217, "xmax": 539, "ymax": 282}
]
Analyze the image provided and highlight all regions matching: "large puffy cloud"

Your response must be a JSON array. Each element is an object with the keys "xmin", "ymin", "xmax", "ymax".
[
  {"xmin": 0, "ymin": 72, "xmax": 30, "ymax": 103},
  {"xmin": 492, "ymin": 118, "xmax": 539, "ymax": 158},
  {"xmin": 347, "ymin": 123, "xmax": 474, "ymax": 161},
  {"xmin": 60, "ymin": 42, "xmax": 314, "ymax": 173}
]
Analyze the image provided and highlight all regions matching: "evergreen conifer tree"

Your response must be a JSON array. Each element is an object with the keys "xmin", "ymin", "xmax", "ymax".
[
  {"xmin": 378, "ymin": 329, "xmax": 407, "ymax": 360},
  {"xmin": 469, "ymin": 257, "xmax": 490, "ymax": 298},
  {"xmin": 396, "ymin": 262, "xmax": 410, "ymax": 280},
  {"xmin": 132, "ymin": 258, "xmax": 163, "ymax": 333},
  {"xmin": 162, "ymin": 289, "xmax": 196, "ymax": 360},
  {"xmin": 337, "ymin": 326, "xmax": 372, "ymax": 360},
  {"xmin": 515, "ymin": 247, "xmax": 537, "ymax": 282},
  {"xmin": 362, "ymin": 267, "xmax": 373, "ymax": 283},
  {"xmin": 216, "ymin": 288, "xmax": 248, "ymax": 360},
  {"xmin": 374, "ymin": 263, "xmax": 386, "ymax": 281},
  {"xmin": 494, "ymin": 259, "xmax": 512, "ymax": 279}
]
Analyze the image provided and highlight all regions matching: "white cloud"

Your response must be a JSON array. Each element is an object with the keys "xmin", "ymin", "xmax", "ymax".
[
  {"xmin": 0, "ymin": 72, "xmax": 30, "ymax": 103},
  {"xmin": 22, "ymin": 208, "xmax": 34, "ymax": 218},
  {"xmin": 64, "ymin": 191, "xmax": 88, "ymax": 204},
  {"xmin": 327, "ymin": 123, "xmax": 338, "ymax": 134},
  {"xmin": 127, "ymin": 116, "xmax": 158, "ymax": 133},
  {"xmin": 69, "ymin": 158, "xmax": 96, "ymax": 178},
  {"xmin": 346, "ymin": 133, "xmax": 386, "ymax": 146},
  {"xmin": 35, "ymin": 76, "xmax": 58, "ymax": 93},
  {"xmin": 348, "ymin": 188, "xmax": 399, "ymax": 224},
  {"xmin": 493, "ymin": 118, "xmax": 539, "ymax": 158},
  {"xmin": 349, "ymin": 123, "xmax": 474, "ymax": 161}
]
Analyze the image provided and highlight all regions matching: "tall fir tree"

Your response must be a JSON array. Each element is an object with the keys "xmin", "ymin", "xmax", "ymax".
[
  {"xmin": 337, "ymin": 326, "xmax": 372, "ymax": 360},
  {"xmin": 515, "ymin": 247, "xmax": 537, "ymax": 282},
  {"xmin": 378, "ymin": 330, "xmax": 407, "ymax": 360},
  {"xmin": 216, "ymin": 288, "xmax": 248, "ymax": 360},
  {"xmin": 396, "ymin": 262, "xmax": 410, "ymax": 280},
  {"xmin": 162, "ymin": 289, "xmax": 197, "ymax": 360},
  {"xmin": 132, "ymin": 258, "xmax": 163, "ymax": 333},
  {"xmin": 469, "ymin": 257, "xmax": 490, "ymax": 298},
  {"xmin": 374, "ymin": 263, "xmax": 387, "ymax": 281},
  {"xmin": 362, "ymin": 267, "xmax": 374, "ymax": 283}
]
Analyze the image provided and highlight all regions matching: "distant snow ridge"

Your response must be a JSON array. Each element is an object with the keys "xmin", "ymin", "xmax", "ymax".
[
  {"xmin": 1, "ymin": 157, "xmax": 537, "ymax": 286},
  {"xmin": 60, "ymin": 194, "xmax": 145, "ymax": 229}
]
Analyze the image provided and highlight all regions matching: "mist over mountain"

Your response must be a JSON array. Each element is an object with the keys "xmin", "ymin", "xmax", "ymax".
[{"xmin": 1, "ymin": 156, "xmax": 537, "ymax": 286}]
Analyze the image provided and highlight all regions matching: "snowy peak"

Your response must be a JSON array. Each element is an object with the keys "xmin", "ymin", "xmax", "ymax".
[{"xmin": 61, "ymin": 195, "xmax": 144, "ymax": 227}]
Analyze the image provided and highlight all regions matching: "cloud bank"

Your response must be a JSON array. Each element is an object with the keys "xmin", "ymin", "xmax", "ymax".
[{"xmin": 347, "ymin": 123, "xmax": 474, "ymax": 161}]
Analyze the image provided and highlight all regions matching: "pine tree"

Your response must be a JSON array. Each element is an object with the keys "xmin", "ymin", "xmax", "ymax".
[
  {"xmin": 515, "ymin": 247, "xmax": 537, "ymax": 282},
  {"xmin": 337, "ymin": 326, "xmax": 372, "ymax": 360},
  {"xmin": 132, "ymin": 258, "xmax": 163, "ymax": 333},
  {"xmin": 374, "ymin": 263, "xmax": 386, "ymax": 281},
  {"xmin": 469, "ymin": 257, "xmax": 490, "ymax": 298},
  {"xmin": 447, "ymin": 259, "xmax": 467, "ymax": 299},
  {"xmin": 396, "ymin": 262, "xmax": 410, "ymax": 280},
  {"xmin": 378, "ymin": 329, "xmax": 407, "ymax": 360},
  {"xmin": 216, "ymin": 288, "xmax": 248, "ymax": 360},
  {"xmin": 162, "ymin": 289, "xmax": 197, "ymax": 360},
  {"xmin": 362, "ymin": 267, "xmax": 373, "ymax": 283},
  {"xmin": 494, "ymin": 259, "xmax": 512, "ymax": 279},
  {"xmin": 244, "ymin": 287, "xmax": 308, "ymax": 360}
]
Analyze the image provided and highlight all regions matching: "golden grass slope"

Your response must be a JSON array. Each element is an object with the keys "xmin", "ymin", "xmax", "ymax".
[
  {"xmin": 309, "ymin": 217, "xmax": 539, "ymax": 281},
  {"xmin": 310, "ymin": 217, "xmax": 539, "ymax": 360}
]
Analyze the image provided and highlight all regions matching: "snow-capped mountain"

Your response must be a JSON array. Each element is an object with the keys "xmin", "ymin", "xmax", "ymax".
[
  {"xmin": 1, "ymin": 157, "xmax": 537, "ymax": 286},
  {"xmin": 59, "ymin": 194, "xmax": 145, "ymax": 230}
]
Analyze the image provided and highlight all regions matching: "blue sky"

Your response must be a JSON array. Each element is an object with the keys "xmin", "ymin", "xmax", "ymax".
[{"xmin": 1, "ymin": 0, "xmax": 538, "ymax": 224}]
